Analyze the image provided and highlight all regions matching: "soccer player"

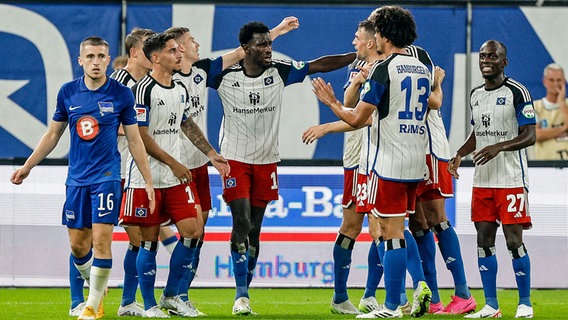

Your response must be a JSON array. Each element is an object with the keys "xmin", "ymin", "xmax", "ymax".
[
  {"xmin": 210, "ymin": 21, "xmax": 355, "ymax": 315},
  {"xmin": 302, "ymin": 19, "xmax": 382, "ymax": 315},
  {"xmin": 119, "ymin": 32, "xmax": 230, "ymax": 318},
  {"xmin": 449, "ymin": 40, "xmax": 536, "ymax": 319},
  {"xmin": 110, "ymin": 27, "xmax": 180, "ymax": 317},
  {"xmin": 164, "ymin": 17, "xmax": 299, "ymax": 314},
  {"xmin": 532, "ymin": 63, "xmax": 568, "ymax": 160},
  {"xmin": 11, "ymin": 36, "xmax": 155, "ymax": 320},
  {"xmin": 312, "ymin": 6, "xmax": 431, "ymax": 318}
]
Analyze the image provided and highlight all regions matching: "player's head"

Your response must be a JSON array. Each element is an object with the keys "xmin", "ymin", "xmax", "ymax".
[
  {"xmin": 143, "ymin": 32, "xmax": 181, "ymax": 72},
  {"xmin": 479, "ymin": 40, "xmax": 508, "ymax": 81},
  {"xmin": 371, "ymin": 6, "xmax": 417, "ymax": 50},
  {"xmin": 165, "ymin": 26, "xmax": 200, "ymax": 63},
  {"xmin": 353, "ymin": 20, "xmax": 377, "ymax": 61},
  {"xmin": 124, "ymin": 28, "xmax": 155, "ymax": 71},
  {"xmin": 78, "ymin": 36, "xmax": 110, "ymax": 81},
  {"xmin": 542, "ymin": 63, "xmax": 566, "ymax": 95},
  {"xmin": 239, "ymin": 22, "xmax": 272, "ymax": 67},
  {"xmin": 112, "ymin": 55, "xmax": 128, "ymax": 70}
]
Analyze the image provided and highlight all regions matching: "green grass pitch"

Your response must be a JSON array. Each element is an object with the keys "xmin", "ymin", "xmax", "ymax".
[{"xmin": 1, "ymin": 287, "xmax": 567, "ymax": 319}]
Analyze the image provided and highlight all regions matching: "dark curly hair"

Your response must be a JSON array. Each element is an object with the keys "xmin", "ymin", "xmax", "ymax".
[
  {"xmin": 239, "ymin": 21, "xmax": 270, "ymax": 46},
  {"xmin": 371, "ymin": 6, "xmax": 417, "ymax": 48}
]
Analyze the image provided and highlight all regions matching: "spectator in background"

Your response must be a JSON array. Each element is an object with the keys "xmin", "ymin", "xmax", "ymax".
[
  {"xmin": 112, "ymin": 54, "xmax": 128, "ymax": 71},
  {"xmin": 532, "ymin": 63, "xmax": 568, "ymax": 160}
]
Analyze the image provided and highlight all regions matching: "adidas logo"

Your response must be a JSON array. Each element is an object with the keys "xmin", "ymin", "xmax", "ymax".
[
  {"xmin": 236, "ymin": 254, "xmax": 247, "ymax": 263},
  {"xmin": 157, "ymin": 99, "xmax": 165, "ymax": 106},
  {"xmin": 445, "ymin": 257, "xmax": 456, "ymax": 264},
  {"xmin": 479, "ymin": 265, "xmax": 489, "ymax": 271},
  {"xmin": 515, "ymin": 271, "xmax": 526, "ymax": 276},
  {"xmin": 342, "ymin": 264, "xmax": 351, "ymax": 269},
  {"xmin": 143, "ymin": 269, "xmax": 157, "ymax": 276},
  {"xmin": 232, "ymin": 81, "xmax": 240, "ymax": 87},
  {"xmin": 514, "ymin": 212, "xmax": 523, "ymax": 218}
]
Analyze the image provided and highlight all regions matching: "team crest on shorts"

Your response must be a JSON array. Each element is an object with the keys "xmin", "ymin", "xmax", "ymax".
[
  {"xmin": 225, "ymin": 177, "xmax": 237, "ymax": 189},
  {"xmin": 135, "ymin": 207, "xmax": 147, "ymax": 218},
  {"xmin": 65, "ymin": 210, "xmax": 75, "ymax": 221}
]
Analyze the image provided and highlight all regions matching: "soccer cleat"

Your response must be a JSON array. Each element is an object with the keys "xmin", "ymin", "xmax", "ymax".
[
  {"xmin": 436, "ymin": 295, "xmax": 476, "ymax": 315},
  {"xmin": 515, "ymin": 304, "xmax": 533, "ymax": 318},
  {"xmin": 331, "ymin": 298, "xmax": 362, "ymax": 314},
  {"xmin": 428, "ymin": 301, "xmax": 444, "ymax": 314},
  {"xmin": 160, "ymin": 294, "xmax": 196, "ymax": 317},
  {"xmin": 117, "ymin": 301, "xmax": 145, "ymax": 317},
  {"xmin": 356, "ymin": 306, "xmax": 403, "ymax": 318},
  {"xmin": 144, "ymin": 305, "xmax": 171, "ymax": 318},
  {"xmin": 69, "ymin": 302, "xmax": 86, "ymax": 316},
  {"xmin": 410, "ymin": 280, "xmax": 432, "ymax": 317},
  {"xmin": 359, "ymin": 296, "xmax": 382, "ymax": 313},
  {"xmin": 464, "ymin": 304, "xmax": 502, "ymax": 318},
  {"xmin": 96, "ymin": 295, "xmax": 105, "ymax": 319},
  {"xmin": 400, "ymin": 301, "xmax": 411, "ymax": 315},
  {"xmin": 167, "ymin": 299, "xmax": 204, "ymax": 317},
  {"xmin": 78, "ymin": 306, "xmax": 97, "ymax": 320},
  {"xmin": 232, "ymin": 297, "xmax": 254, "ymax": 315}
]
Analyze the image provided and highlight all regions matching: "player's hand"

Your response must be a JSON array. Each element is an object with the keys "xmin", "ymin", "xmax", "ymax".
[
  {"xmin": 556, "ymin": 81, "xmax": 566, "ymax": 105},
  {"xmin": 472, "ymin": 145, "xmax": 501, "ymax": 166},
  {"xmin": 433, "ymin": 66, "xmax": 446, "ymax": 88},
  {"xmin": 275, "ymin": 16, "xmax": 299, "ymax": 36},
  {"xmin": 302, "ymin": 124, "xmax": 327, "ymax": 144},
  {"xmin": 448, "ymin": 154, "xmax": 461, "ymax": 179},
  {"xmin": 10, "ymin": 167, "xmax": 30, "ymax": 185},
  {"xmin": 209, "ymin": 151, "xmax": 230, "ymax": 178},
  {"xmin": 170, "ymin": 161, "xmax": 192, "ymax": 184},
  {"xmin": 311, "ymin": 77, "xmax": 340, "ymax": 108},
  {"xmin": 144, "ymin": 184, "xmax": 156, "ymax": 215},
  {"xmin": 355, "ymin": 62, "xmax": 374, "ymax": 82}
]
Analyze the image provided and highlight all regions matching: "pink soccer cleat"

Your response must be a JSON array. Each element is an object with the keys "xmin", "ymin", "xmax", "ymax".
[
  {"xmin": 436, "ymin": 295, "xmax": 477, "ymax": 315},
  {"xmin": 429, "ymin": 301, "xmax": 444, "ymax": 314}
]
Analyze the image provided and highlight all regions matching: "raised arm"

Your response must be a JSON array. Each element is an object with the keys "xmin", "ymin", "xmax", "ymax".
[
  {"xmin": 307, "ymin": 52, "xmax": 356, "ymax": 75},
  {"xmin": 11, "ymin": 120, "xmax": 67, "ymax": 185},
  {"xmin": 181, "ymin": 117, "xmax": 230, "ymax": 177},
  {"xmin": 222, "ymin": 16, "xmax": 300, "ymax": 70}
]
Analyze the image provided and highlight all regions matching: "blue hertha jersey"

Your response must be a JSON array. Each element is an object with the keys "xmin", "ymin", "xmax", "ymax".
[{"xmin": 53, "ymin": 76, "xmax": 137, "ymax": 186}]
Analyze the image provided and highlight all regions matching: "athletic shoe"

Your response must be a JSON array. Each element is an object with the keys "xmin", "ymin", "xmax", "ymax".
[
  {"xmin": 97, "ymin": 288, "xmax": 107, "ymax": 319},
  {"xmin": 167, "ymin": 299, "xmax": 204, "ymax": 317},
  {"xmin": 356, "ymin": 306, "xmax": 402, "ymax": 318},
  {"xmin": 145, "ymin": 305, "xmax": 170, "ymax": 318},
  {"xmin": 69, "ymin": 302, "xmax": 86, "ymax": 316},
  {"xmin": 436, "ymin": 295, "xmax": 476, "ymax": 315},
  {"xmin": 400, "ymin": 301, "xmax": 411, "ymax": 315},
  {"xmin": 78, "ymin": 306, "xmax": 97, "ymax": 320},
  {"xmin": 331, "ymin": 298, "xmax": 362, "ymax": 314},
  {"xmin": 515, "ymin": 304, "xmax": 533, "ymax": 318},
  {"xmin": 117, "ymin": 301, "xmax": 145, "ymax": 317},
  {"xmin": 160, "ymin": 294, "xmax": 195, "ymax": 317},
  {"xmin": 428, "ymin": 301, "xmax": 444, "ymax": 314},
  {"xmin": 232, "ymin": 297, "xmax": 254, "ymax": 315},
  {"xmin": 464, "ymin": 305, "xmax": 502, "ymax": 318},
  {"xmin": 410, "ymin": 281, "xmax": 432, "ymax": 317},
  {"xmin": 359, "ymin": 296, "xmax": 382, "ymax": 313}
]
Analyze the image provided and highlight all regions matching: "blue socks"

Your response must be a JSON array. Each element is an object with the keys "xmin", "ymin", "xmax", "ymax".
[
  {"xmin": 434, "ymin": 221, "xmax": 470, "ymax": 299},
  {"xmin": 414, "ymin": 229, "xmax": 440, "ymax": 304},
  {"xmin": 231, "ymin": 242, "xmax": 249, "ymax": 299},
  {"xmin": 121, "ymin": 244, "xmax": 139, "ymax": 306},
  {"xmin": 178, "ymin": 240, "xmax": 202, "ymax": 302},
  {"xmin": 164, "ymin": 238, "xmax": 198, "ymax": 297},
  {"xmin": 404, "ymin": 230, "xmax": 426, "ymax": 288},
  {"xmin": 511, "ymin": 244, "xmax": 531, "ymax": 307},
  {"xmin": 332, "ymin": 233, "xmax": 354, "ymax": 303},
  {"xmin": 69, "ymin": 254, "xmax": 85, "ymax": 308},
  {"xmin": 137, "ymin": 241, "xmax": 158, "ymax": 310},
  {"xmin": 363, "ymin": 238, "xmax": 383, "ymax": 299},
  {"xmin": 383, "ymin": 239, "xmax": 407, "ymax": 311},
  {"xmin": 478, "ymin": 246, "xmax": 499, "ymax": 310}
]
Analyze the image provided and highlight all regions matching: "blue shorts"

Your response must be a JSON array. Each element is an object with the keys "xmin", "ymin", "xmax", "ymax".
[{"xmin": 62, "ymin": 181, "xmax": 122, "ymax": 229}]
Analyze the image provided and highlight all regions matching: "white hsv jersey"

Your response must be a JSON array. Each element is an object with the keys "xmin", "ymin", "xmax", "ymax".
[
  {"xmin": 109, "ymin": 69, "xmax": 137, "ymax": 179},
  {"xmin": 361, "ymin": 53, "xmax": 431, "ymax": 181},
  {"xmin": 212, "ymin": 59, "xmax": 309, "ymax": 164},
  {"xmin": 174, "ymin": 57, "xmax": 223, "ymax": 169},
  {"xmin": 343, "ymin": 59, "xmax": 367, "ymax": 169},
  {"xmin": 126, "ymin": 75, "xmax": 189, "ymax": 188},
  {"xmin": 469, "ymin": 77, "xmax": 536, "ymax": 188}
]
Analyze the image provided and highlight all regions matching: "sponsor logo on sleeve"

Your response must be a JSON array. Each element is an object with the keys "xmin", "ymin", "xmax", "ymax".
[
  {"xmin": 522, "ymin": 105, "xmax": 535, "ymax": 118},
  {"xmin": 135, "ymin": 107, "xmax": 147, "ymax": 122}
]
